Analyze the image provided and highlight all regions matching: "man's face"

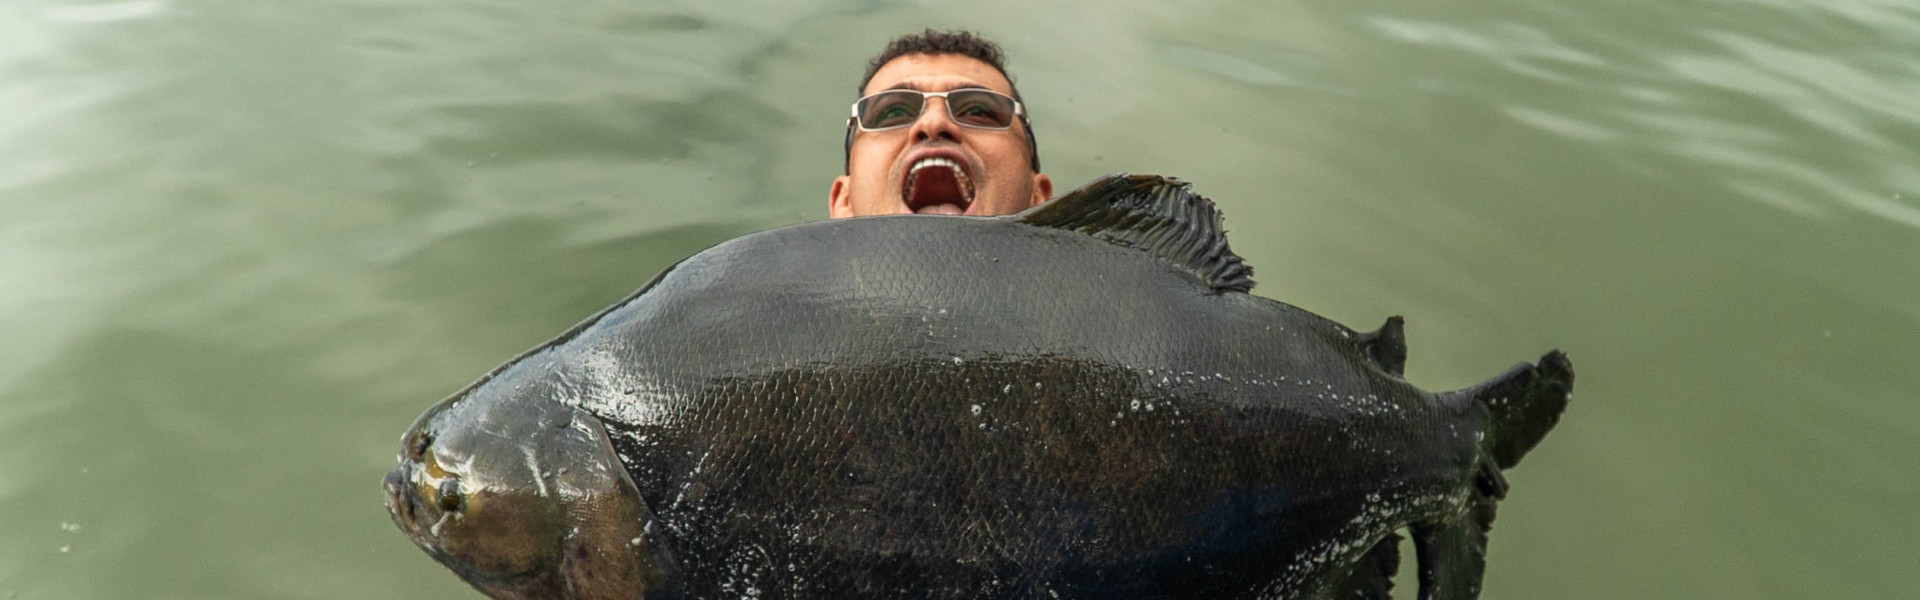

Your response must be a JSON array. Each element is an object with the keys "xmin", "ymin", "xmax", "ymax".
[{"xmin": 830, "ymin": 53, "xmax": 1052, "ymax": 218}]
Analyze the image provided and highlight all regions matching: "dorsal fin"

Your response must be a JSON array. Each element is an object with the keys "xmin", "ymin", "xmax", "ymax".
[{"xmin": 1017, "ymin": 173, "xmax": 1255, "ymax": 293}]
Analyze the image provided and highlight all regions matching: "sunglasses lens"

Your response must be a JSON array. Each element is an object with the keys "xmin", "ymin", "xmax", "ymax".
[
  {"xmin": 858, "ymin": 91, "xmax": 923, "ymax": 129},
  {"xmin": 947, "ymin": 90, "xmax": 1016, "ymax": 129},
  {"xmin": 857, "ymin": 90, "xmax": 1020, "ymax": 130}
]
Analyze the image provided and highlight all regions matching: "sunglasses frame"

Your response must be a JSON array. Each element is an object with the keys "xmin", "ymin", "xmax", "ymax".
[
  {"xmin": 848, "ymin": 88, "xmax": 1026, "ymax": 132},
  {"xmin": 840, "ymin": 88, "xmax": 1041, "ymax": 174}
]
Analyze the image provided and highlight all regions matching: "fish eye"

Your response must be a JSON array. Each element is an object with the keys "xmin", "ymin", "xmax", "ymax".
[
  {"xmin": 437, "ymin": 479, "xmax": 464, "ymax": 512},
  {"xmin": 408, "ymin": 433, "xmax": 432, "ymax": 460}
]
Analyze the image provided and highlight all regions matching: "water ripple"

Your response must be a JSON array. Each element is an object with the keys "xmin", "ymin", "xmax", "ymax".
[
  {"xmin": 35, "ymin": 0, "xmax": 168, "ymax": 24},
  {"xmin": 1155, "ymin": 43, "xmax": 1337, "ymax": 93},
  {"xmin": 1366, "ymin": 17, "xmax": 1608, "ymax": 84}
]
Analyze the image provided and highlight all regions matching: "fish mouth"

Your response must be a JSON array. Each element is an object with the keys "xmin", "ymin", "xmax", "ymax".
[
  {"xmin": 384, "ymin": 462, "xmax": 553, "ymax": 594},
  {"xmin": 383, "ymin": 462, "xmax": 445, "ymax": 547},
  {"xmin": 383, "ymin": 436, "xmax": 468, "ymax": 555},
  {"xmin": 899, "ymin": 148, "xmax": 976, "ymax": 215}
]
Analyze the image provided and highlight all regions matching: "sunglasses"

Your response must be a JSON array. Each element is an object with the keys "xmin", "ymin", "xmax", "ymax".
[
  {"xmin": 849, "ymin": 88, "xmax": 1026, "ymax": 131},
  {"xmin": 840, "ymin": 87, "xmax": 1041, "ymax": 174}
]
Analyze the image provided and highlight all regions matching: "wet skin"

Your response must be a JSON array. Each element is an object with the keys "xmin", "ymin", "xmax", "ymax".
[
  {"xmin": 829, "ymin": 53, "xmax": 1052, "ymax": 218},
  {"xmin": 386, "ymin": 175, "xmax": 1570, "ymax": 600}
]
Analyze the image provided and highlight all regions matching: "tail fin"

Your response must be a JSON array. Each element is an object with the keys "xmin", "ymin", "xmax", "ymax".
[
  {"xmin": 1412, "ymin": 350, "xmax": 1574, "ymax": 600},
  {"xmin": 1462, "ymin": 350, "xmax": 1574, "ymax": 470}
]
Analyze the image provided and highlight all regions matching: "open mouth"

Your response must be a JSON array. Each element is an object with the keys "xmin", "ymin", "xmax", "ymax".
[{"xmin": 903, "ymin": 156, "xmax": 974, "ymax": 214}]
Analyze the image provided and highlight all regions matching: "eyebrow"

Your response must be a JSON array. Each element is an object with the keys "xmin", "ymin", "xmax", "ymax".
[{"xmin": 881, "ymin": 82, "xmax": 994, "ymax": 93}]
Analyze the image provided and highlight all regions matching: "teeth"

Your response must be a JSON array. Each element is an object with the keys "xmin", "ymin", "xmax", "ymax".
[
  {"xmin": 911, "ymin": 156, "xmax": 961, "ymax": 173},
  {"xmin": 906, "ymin": 156, "xmax": 974, "ymax": 201}
]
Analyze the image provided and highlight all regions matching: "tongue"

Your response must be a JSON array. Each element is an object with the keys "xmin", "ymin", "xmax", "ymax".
[{"xmin": 907, "ymin": 167, "xmax": 969, "ymax": 214}]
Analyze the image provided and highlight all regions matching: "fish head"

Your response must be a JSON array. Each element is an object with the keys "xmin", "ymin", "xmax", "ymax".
[{"xmin": 383, "ymin": 368, "xmax": 674, "ymax": 599}]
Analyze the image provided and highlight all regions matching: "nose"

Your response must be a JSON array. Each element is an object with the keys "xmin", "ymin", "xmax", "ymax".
[{"xmin": 907, "ymin": 96, "xmax": 961, "ymax": 144}]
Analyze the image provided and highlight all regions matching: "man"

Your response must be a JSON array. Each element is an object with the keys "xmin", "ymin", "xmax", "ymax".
[{"xmin": 829, "ymin": 30, "xmax": 1053, "ymax": 218}]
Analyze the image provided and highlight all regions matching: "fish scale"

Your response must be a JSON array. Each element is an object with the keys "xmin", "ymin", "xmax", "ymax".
[{"xmin": 384, "ymin": 173, "xmax": 1573, "ymax": 600}]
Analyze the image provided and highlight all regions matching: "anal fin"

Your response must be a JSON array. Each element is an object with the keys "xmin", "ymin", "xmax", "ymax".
[
  {"xmin": 1410, "ymin": 485, "xmax": 1497, "ymax": 600},
  {"xmin": 1322, "ymin": 531, "xmax": 1401, "ymax": 600}
]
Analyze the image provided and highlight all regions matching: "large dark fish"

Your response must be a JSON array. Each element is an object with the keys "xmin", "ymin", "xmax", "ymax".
[{"xmin": 383, "ymin": 174, "xmax": 1572, "ymax": 600}]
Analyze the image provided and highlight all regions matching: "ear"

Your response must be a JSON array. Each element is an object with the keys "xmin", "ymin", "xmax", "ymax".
[
  {"xmin": 1029, "ymin": 172, "xmax": 1054, "ymax": 207},
  {"xmin": 829, "ymin": 175, "xmax": 854, "ymax": 219}
]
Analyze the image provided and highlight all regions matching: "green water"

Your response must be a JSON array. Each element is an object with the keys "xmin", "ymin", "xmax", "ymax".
[{"xmin": 3, "ymin": 1, "xmax": 1915, "ymax": 598}]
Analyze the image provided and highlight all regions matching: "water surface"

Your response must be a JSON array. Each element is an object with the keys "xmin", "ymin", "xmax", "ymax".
[{"xmin": 2, "ymin": 0, "xmax": 1915, "ymax": 598}]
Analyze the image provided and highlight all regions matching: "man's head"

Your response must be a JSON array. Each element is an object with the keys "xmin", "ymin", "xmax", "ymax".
[{"xmin": 830, "ymin": 30, "xmax": 1052, "ymax": 218}]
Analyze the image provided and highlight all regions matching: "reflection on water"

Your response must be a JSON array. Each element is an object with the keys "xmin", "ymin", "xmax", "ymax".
[{"xmin": 2, "ymin": 0, "xmax": 1915, "ymax": 598}]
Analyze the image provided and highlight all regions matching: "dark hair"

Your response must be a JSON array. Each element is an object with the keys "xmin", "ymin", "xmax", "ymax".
[
  {"xmin": 859, "ymin": 30, "xmax": 1023, "ymax": 105},
  {"xmin": 844, "ymin": 29, "xmax": 1041, "ymax": 173}
]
